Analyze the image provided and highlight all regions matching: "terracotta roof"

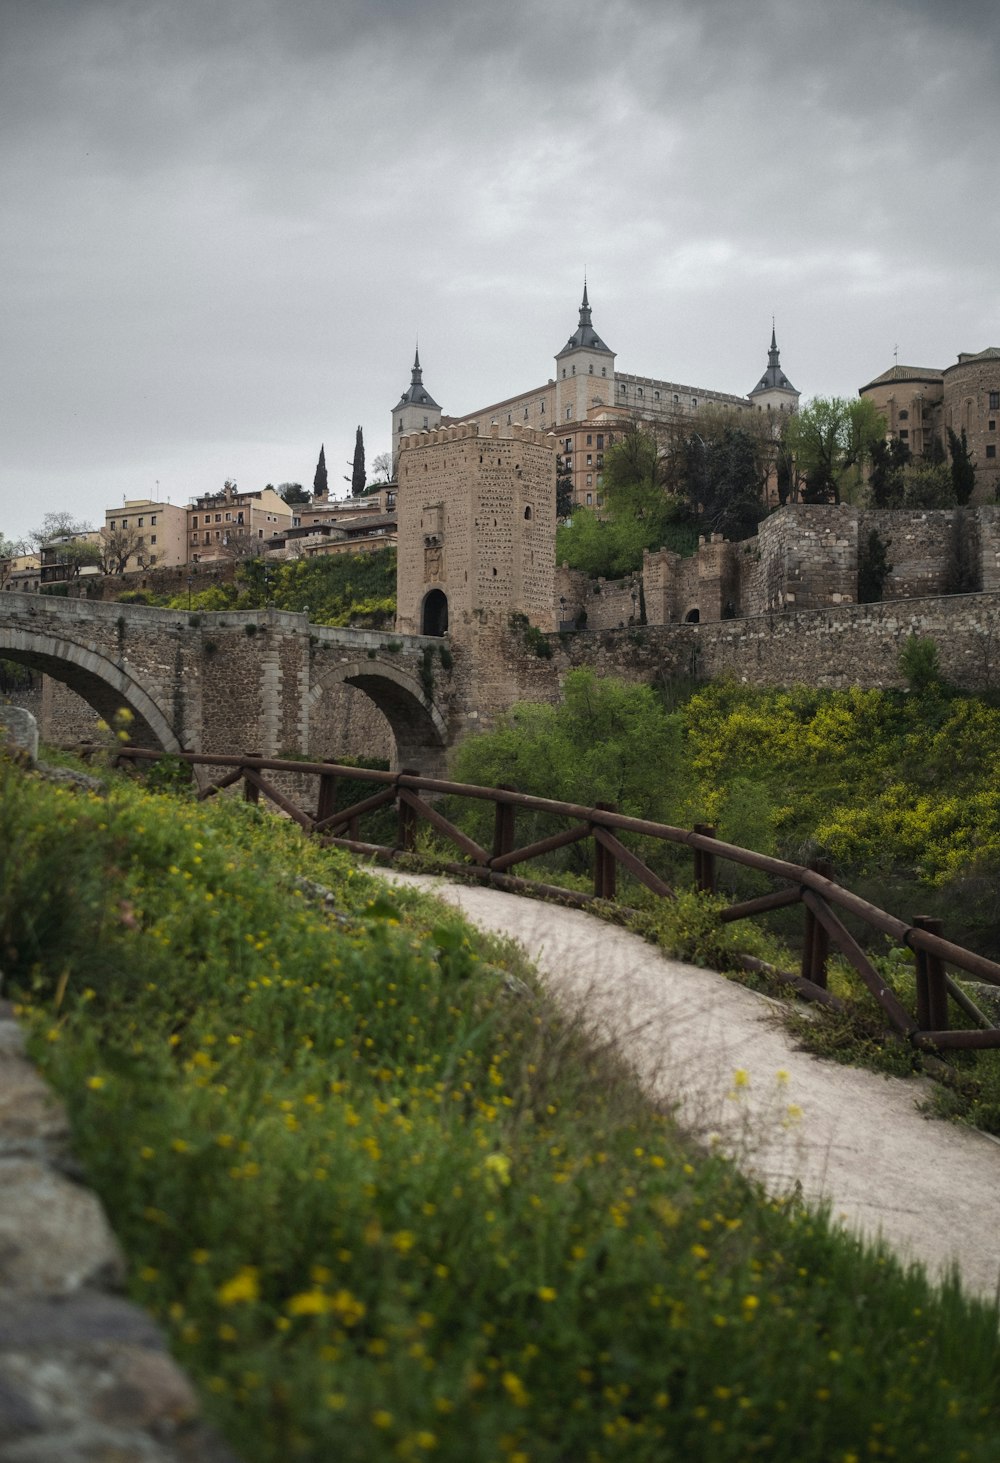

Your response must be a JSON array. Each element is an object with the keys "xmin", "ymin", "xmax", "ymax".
[{"xmin": 859, "ymin": 364, "xmax": 944, "ymax": 391}]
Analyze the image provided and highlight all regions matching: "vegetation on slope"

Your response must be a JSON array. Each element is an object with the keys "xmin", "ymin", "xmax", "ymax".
[
  {"xmin": 120, "ymin": 549, "xmax": 397, "ymax": 628},
  {"xmin": 452, "ymin": 664, "xmax": 1000, "ymax": 949},
  {"xmin": 4, "ymin": 755, "xmax": 1000, "ymax": 1461}
]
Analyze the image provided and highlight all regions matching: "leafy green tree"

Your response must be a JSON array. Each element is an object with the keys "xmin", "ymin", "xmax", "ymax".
[
  {"xmin": 59, "ymin": 538, "xmax": 104, "ymax": 577},
  {"xmin": 947, "ymin": 427, "xmax": 977, "ymax": 506},
  {"xmin": 557, "ymin": 429, "xmax": 688, "ymax": 577},
  {"xmin": 783, "ymin": 397, "xmax": 885, "ymax": 504},
  {"xmin": 451, "ymin": 669, "xmax": 687, "ymax": 845},
  {"xmin": 279, "ymin": 482, "xmax": 310, "ymax": 505},
  {"xmin": 676, "ymin": 426, "xmax": 765, "ymax": 540}
]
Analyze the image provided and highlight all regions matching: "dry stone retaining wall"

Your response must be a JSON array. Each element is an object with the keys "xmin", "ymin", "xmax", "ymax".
[{"xmin": 0, "ymin": 998, "xmax": 238, "ymax": 1460}]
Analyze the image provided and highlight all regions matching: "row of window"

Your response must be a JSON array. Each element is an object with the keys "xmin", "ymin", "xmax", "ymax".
[
  {"xmin": 109, "ymin": 515, "xmax": 157, "ymax": 530},
  {"xmin": 618, "ymin": 384, "xmax": 698, "ymax": 408},
  {"xmin": 192, "ymin": 511, "xmax": 245, "ymax": 527},
  {"xmin": 191, "ymin": 528, "xmax": 267, "ymax": 544}
]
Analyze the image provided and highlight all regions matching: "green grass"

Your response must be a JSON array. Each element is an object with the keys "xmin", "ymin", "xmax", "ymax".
[{"xmin": 4, "ymin": 758, "xmax": 1000, "ymax": 1462}]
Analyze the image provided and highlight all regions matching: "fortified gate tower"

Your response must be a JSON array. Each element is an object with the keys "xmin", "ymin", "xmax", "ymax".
[{"xmin": 394, "ymin": 422, "xmax": 557, "ymax": 639}]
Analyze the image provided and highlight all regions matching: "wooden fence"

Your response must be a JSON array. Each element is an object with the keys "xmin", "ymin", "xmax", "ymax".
[{"xmin": 108, "ymin": 746, "xmax": 1000, "ymax": 1054}]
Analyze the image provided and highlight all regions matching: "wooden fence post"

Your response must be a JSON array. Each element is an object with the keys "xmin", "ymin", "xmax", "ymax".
[
  {"xmin": 243, "ymin": 753, "xmax": 260, "ymax": 804},
  {"xmin": 693, "ymin": 824, "xmax": 716, "ymax": 895},
  {"xmin": 801, "ymin": 858, "xmax": 833, "ymax": 989},
  {"xmin": 593, "ymin": 803, "xmax": 617, "ymax": 900},
  {"xmin": 913, "ymin": 915, "xmax": 948, "ymax": 1032},
  {"xmin": 396, "ymin": 769, "xmax": 420, "ymax": 853},
  {"xmin": 493, "ymin": 785, "xmax": 516, "ymax": 861},
  {"xmin": 316, "ymin": 762, "xmax": 339, "ymax": 824}
]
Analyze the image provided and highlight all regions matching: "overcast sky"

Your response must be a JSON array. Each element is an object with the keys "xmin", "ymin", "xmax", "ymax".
[{"xmin": 2, "ymin": 0, "xmax": 998, "ymax": 545}]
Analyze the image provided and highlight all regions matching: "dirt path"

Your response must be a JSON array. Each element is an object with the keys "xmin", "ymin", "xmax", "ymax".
[{"xmin": 380, "ymin": 871, "xmax": 1000, "ymax": 1302}]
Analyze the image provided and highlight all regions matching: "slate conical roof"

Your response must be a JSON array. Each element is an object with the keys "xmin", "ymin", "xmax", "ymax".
[
  {"xmin": 556, "ymin": 282, "xmax": 613, "ymax": 358},
  {"xmin": 397, "ymin": 347, "xmax": 440, "ymax": 409},
  {"xmin": 750, "ymin": 324, "xmax": 797, "ymax": 396}
]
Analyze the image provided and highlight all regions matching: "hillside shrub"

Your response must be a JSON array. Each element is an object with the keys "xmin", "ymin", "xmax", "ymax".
[{"xmin": 6, "ymin": 758, "xmax": 1000, "ymax": 1462}]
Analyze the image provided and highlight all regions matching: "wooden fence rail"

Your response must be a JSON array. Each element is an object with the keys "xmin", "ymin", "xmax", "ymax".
[{"xmin": 103, "ymin": 745, "xmax": 1000, "ymax": 1054}]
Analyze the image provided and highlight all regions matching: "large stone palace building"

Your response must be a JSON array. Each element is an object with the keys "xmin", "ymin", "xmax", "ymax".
[
  {"xmin": 859, "ymin": 346, "xmax": 1000, "ymax": 501},
  {"xmin": 392, "ymin": 286, "xmax": 800, "ymax": 507}
]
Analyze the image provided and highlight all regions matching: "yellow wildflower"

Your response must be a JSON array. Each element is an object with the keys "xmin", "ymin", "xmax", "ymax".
[{"xmin": 216, "ymin": 1267, "xmax": 260, "ymax": 1306}]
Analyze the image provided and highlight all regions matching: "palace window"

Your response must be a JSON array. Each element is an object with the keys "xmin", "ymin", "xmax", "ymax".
[
  {"xmin": 987, "ymin": 445, "xmax": 997, "ymax": 459},
  {"xmin": 596, "ymin": 434, "xmax": 604, "ymax": 448},
  {"xmin": 990, "ymin": 391, "xmax": 999, "ymax": 410},
  {"xmin": 898, "ymin": 410, "xmax": 909, "ymax": 421}
]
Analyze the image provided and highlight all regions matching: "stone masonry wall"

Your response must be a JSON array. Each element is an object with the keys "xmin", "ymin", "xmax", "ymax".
[
  {"xmin": 0, "ymin": 996, "xmax": 237, "ymax": 1460},
  {"xmin": 549, "ymin": 591, "xmax": 1000, "ymax": 696}
]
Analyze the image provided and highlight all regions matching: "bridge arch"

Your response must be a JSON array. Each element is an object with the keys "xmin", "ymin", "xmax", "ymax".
[
  {"xmin": 308, "ymin": 658, "xmax": 448, "ymax": 776},
  {"xmin": 0, "ymin": 625, "xmax": 183, "ymax": 754}
]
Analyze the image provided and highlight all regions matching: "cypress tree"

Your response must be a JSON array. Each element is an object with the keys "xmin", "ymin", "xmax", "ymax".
[
  {"xmin": 313, "ymin": 444, "xmax": 328, "ymax": 497},
  {"xmin": 349, "ymin": 426, "xmax": 366, "ymax": 497}
]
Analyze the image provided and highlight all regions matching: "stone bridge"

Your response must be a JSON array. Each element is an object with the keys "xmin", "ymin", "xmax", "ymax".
[{"xmin": 0, "ymin": 595, "xmax": 461, "ymax": 776}]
